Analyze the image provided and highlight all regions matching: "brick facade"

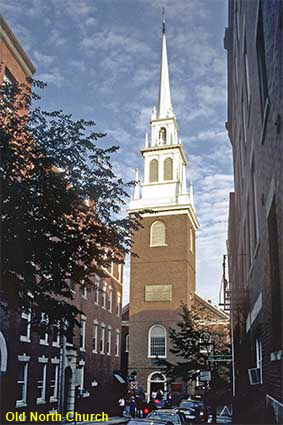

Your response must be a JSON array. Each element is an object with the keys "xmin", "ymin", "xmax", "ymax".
[
  {"xmin": 129, "ymin": 212, "xmax": 196, "ymax": 398},
  {"xmin": 225, "ymin": 0, "xmax": 283, "ymax": 423},
  {"xmin": 0, "ymin": 16, "xmax": 125, "ymax": 422}
]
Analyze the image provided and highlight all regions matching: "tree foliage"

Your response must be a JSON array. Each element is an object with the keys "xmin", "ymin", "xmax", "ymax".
[
  {"xmin": 156, "ymin": 304, "xmax": 231, "ymax": 386},
  {"xmin": 0, "ymin": 79, "xmax": 140, "ymax": 326}
]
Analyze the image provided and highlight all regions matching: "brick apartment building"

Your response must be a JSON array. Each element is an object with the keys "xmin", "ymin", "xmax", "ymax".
[
  {"xmin": 128, "ymin": 20, "xmax": 230, "ymax": 401},
  {"xmin": 0, "ymin": 15, "xmax": 125, "ymax": 422},
  {"xmin": 224, "ymin": 0, "xmax": 282, "ymax": 423}
]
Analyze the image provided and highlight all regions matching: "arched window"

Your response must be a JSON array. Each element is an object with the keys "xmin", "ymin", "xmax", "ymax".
[
  {"xmin": 150, "ymin": 221, "xmax": 166, "ymax": 246},
  {"xmin": 164, "ymin": 157, "xmax": 173, "ymax": 180},
  {"xmin": 159, "ymin": 127, "xmax": 166, "ymax": 144},
  {"xmin": 149, "ymin": 159, "xmax": 159, "ymax": 182},
  {"xmin": 148, "ymin": 325, "xmax": 166, "ymax": 358}
]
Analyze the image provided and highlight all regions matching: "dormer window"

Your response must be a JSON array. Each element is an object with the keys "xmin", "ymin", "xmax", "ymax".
[{"xmin": 159, "ymin": 127, "xmax": 166, "ymax": 144}]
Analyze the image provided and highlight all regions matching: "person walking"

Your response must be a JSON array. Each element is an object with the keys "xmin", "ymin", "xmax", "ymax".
[{"xmin": 118, "ymin": 397, "xmax": 125, "ymax": 417}]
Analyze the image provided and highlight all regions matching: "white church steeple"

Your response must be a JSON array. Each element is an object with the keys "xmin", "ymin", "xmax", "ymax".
[
  {"xmin": 157, "ymin": 17, "xmax": 173, "ymax": 119},
  {"xmin": 129, "ymin": 18, "xmax": 198, "ymax": 229}
]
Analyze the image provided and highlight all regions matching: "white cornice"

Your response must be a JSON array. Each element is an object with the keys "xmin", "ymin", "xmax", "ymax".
[
  {"xmin": 129, "ymin": 204, "xmax": 199, "ymax": 230},
  {"xmin": 0, "ymin": 15, "xmax": 35, "ymax": 77},
  {"xmin": 141, "ymin": 143, "xmax": 187, "ymax": 165}
]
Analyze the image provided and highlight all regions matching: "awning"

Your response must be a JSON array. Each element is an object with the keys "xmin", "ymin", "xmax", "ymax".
[{"xmin": 114, "ymin": 373, "xmax": 126, "ymax": 384}]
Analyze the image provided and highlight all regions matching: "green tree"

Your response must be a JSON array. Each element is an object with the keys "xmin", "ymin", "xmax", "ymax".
[
  {"xmin": 0, "ymin": 79, "xmax": 140, "ymax": 327},
  {"xmin": 156, "ymin": 305, "xmax": 231, "ymax": 391}
]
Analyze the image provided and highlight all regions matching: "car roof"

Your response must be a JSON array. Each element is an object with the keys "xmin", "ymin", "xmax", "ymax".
[
  {"xmin": 129, "ymin": 420, "xmax": 169, "ymax": 425},
  {"xmin": 149, "ymin": 410, "xmax": 180, "ymax": 414}
]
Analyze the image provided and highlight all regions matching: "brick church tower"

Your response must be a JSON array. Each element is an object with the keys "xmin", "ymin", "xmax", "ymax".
[{"xmin": 128, "ymin": 19, "xmax": 199, "ymax": 399}]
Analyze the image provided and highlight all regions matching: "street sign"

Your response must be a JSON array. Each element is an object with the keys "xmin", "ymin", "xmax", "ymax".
[
  {"xmin": 208, "ymin": 355, "xmax": 232, "ymax": 362},
  {"xmin": 199, "ymin": 371, "xmax": 211, "ymax": 381}
]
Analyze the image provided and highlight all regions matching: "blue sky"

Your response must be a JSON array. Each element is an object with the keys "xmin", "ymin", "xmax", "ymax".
[{"xmin": 2, "ymin": 0, "xmax": 234, "ymax": 307}]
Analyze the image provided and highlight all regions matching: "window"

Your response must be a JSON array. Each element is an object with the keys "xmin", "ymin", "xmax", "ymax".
[
  {"xmin": 93, "ymin": 321, "xmax": 98, "ymax": 353},
  {"xmin": 115, "ymin": 330, "xmax": 120, "ymax": 357},
  {"xmin": 150, "ymin": 221, "xmax": 166, "ymax": 246},
  {"xmin": 20, "ymin": 311, "xmax": 31, "ymax": 343},
  {"xmin": 116, "ymin": 294, "xmax": 121, "ymax": 316},
  {"xmin": 52, "ymin": 323, "xmax": 60, "ymax": 347},
  {"xmin": 256, "ymin": 4, "xmax": 268, "ymax": 118},
  {"xmin": 81, "ymin": 285, "xmax": 87, "ymax": 299},
  {"xmin": 94, "ymin": 276, "xmax": 100, "ymax": 304},
  {"xmin": 50, "ymin": 360, "xmax": 59, "ymax": 402},
  {"xmin": 159, "ymin": 127, "xmax": 166, "ymax": 144},
  {"xmin": 189, "ymin": 228, "xmax": 194, "ymax": 253},
  {"xmin": 268, "ymin": 198, "xmax": 282, "ymax": 350},
  {"xmin": 80, "ymin": 316, "xmax": 86, "ymax": 351},
  {"xmin": 78, "ymin": 360, "xmax": 86, "ymax": 395},
  {"xmin": 256, "ymin": 338, "xmax": 263, "ymax": 384},
  {"xmin": 39, "ymin": 313, "xmax": 49, "ymax": 346},
  {"xmin": 36, "ymin": 360, "xmax": 47, "ymax": 404},
  {"xmin": 108, "ymin": 288, "xmax": 113, "ymax": 312},
  {"xmin": 149, "ymin": 159, "xmax": 158, "ymax": 182},
  {"xmin": 125, "ymin": 334, "xmax": 129, "ymax": 353},
  {"xmin": 16, "ymin": 355, "xmax": 30, "ymax": 407},
  {"xmin": 107, "ymin": 327, "xmax": 112, "ymax": 355},
  {"xmin": 100, "ymin": 325, "xmax": 105, "ymax": 354},
  {"xmin": 101, "ymin": 284, "xmax": 106, "ymax": 309},
  {"xmin": 163, "ymin": 157, "xmax": 173, "ymax": 180},
  {"xmin": 65, "ymin": 320, "xmax": 73, "ymax": 345},
  {"xmin": 149, "ymin": 325, "xmax": 166, "ymax": 358}
]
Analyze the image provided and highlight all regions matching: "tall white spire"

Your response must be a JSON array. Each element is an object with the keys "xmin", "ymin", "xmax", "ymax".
[{"xmin": 157, "ymin": 16, "xmax": 173, "ymax": 119}]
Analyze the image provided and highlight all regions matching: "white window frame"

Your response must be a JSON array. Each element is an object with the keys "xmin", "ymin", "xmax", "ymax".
[
  {"xmin": 150, "ymin": 220, "xmax": 167, "ymax": 247},
  {"xmin": 16, "ymin": 354, "xmax": 30, "ymax": 407},
  {"xmin": 39, "ymin": 313, "xmax": 49, "ymax": 346},
  {"xmin": 36, "ymin": 356, "xmax": 48, "ymax": 404},
  {"xmin": 101, "ymin": 284, "xmax": 107, "ymax": 309},
  {"xmin": 50, "ymin": 358, "xmax": 59, "ymax": 402},
  {"xmin": 52, "ymin": 323, "xmax": 60, "ymax": 347},
  {"xmin": 100, "ymin": 324, "xmax": 105, "ymax": 354},
  {"xmin": 108, "ymin": 287, "xmax": 113, "ymax": 312},
  {"xmin": 116, "ymin": 294, "xmax": 121, "ymax": 317},
  {"xmin": 107, "ymin": 326, "xmax": 112, "ymax": 355},
  {"xmin": 148, "ymin": 324, "xmax": 167, "ymax": 359},
  {"xmin": 20, "ymin": 311, "xmax": 31, "ymax": 343},
  {"xmin": 80, "ymin": 316, "xmax": 86, "ymax": 351},
  {"xmin": 92, "ymin": 321, "xmax": 98, "ymax": 353},
  {"xmin": 82, "ymin": 286, "xmax": 88, "ymax": 299},
  {"xmin": 115, "ymin": 330, "xmax": 120, "ymax": 357},
  {"xmin": 94, "ymin": 276, "xmax": 100, "ymax": 305}
]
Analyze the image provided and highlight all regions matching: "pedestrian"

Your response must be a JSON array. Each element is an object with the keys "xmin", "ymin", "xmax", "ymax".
[
  {"xmin": 118, "ymin": 397, "xmax": 125, "ymax": 417},
  {"xmin": 130, "ymin": 396, "xmax": 136, "ymax": 418}
]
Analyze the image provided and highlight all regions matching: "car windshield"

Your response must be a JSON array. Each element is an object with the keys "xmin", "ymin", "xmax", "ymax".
[
  {"xmin": 180, "ymin": 401, "xmax": 203, "ymax": 409},
  {"xmin": 147, "ymin": 413, "xmax": 180, "ymax": 424}
]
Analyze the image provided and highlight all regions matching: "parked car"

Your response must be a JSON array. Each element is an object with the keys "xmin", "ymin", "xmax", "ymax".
[
  {"xmin": 178, "ymin": 399, "xmax": 207, "ymax": 423},
  {"xmin": 128, "ymin": 419, "xmax": 171, "ymax": 425},
  {"xmin": 146, "ymin": 409, "xmax": 187, "ymax": 425}
]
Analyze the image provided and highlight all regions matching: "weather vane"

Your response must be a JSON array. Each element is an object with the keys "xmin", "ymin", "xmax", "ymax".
[{"xmin": 162, "ymin": 7, "xmax": 166, "ymax": 33}]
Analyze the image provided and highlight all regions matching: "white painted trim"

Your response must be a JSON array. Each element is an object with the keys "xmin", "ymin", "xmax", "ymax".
[
  {"xmin": 38, "ymin": 355, "xmax": 48, "ymax": 363},
  {"xmin": 148, "ymin": 324, "xmax": 167, "ymax": 358},
  {"xmin": 0, "ymin": 332, "xmax": 8, "ymax": 372}
]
